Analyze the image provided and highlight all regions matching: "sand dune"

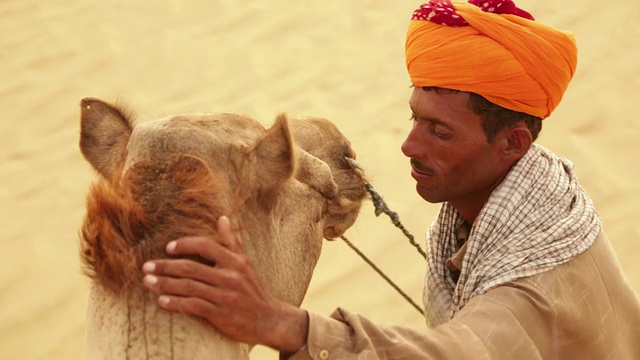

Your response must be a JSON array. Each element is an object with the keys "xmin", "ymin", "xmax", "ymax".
[{"xmin": 1, "ymin": 1, "xmax": 638, "ymax": 359}]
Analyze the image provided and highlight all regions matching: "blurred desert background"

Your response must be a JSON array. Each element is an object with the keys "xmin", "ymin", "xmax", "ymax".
[{"xmin": 1, "ymin": 1, "xmax": 638, "ymax": 359}]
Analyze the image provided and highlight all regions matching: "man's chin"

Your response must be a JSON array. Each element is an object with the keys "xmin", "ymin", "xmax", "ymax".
[{"xmin": 416, "ymin": 186, "xmax": 444, "ymax": 204}]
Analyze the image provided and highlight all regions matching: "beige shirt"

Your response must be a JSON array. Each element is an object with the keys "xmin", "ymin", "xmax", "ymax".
[{"xmin": 286, "ymin": 231, "xmax": 640, "ymax": 359}]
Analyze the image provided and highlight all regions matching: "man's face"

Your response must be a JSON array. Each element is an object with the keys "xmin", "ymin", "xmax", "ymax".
[{"xmin": 401, "ymin": 87, "xmax": 509, "ymax": 212}]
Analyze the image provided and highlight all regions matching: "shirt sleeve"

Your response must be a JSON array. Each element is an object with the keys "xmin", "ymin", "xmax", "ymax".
[{"xmin": 284, "ymin": 280, "xmax": 553, "ymax": 360}]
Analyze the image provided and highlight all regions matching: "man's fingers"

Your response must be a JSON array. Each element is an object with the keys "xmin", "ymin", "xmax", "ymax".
[
  {"xmin": 142, "ymin": 272, "xmax": 236, "ymax": 303},
  {"xmin": 217, "ymin": 215, "xmax": 243, "ymax": 252},
  {"xmin": 143, "ymin": 259, "xmax": 249, "ymax": 293},
  {"xmin": 164, "ymin": 236, "xmax": 218, "ymax": 261},
  {"xmin": 157, "ymin": 216, "xmax": 244, "ymax": 266},
  {"xmin": 144, "ymin": 275, "xmax": 240, "ymax": 322},
  {"xmin": 163, "ymin": 235, "xmax": 239, "ymax": 268},
  {"xmin": 142, "ymin": 258, "xmax": 215, "ymax": 285},
  {"xmin": 157, "ymin": 294, "xmax": 221, "ymax": 322},
  {"xmin": 143, "ymin": 274, "xmax": 214, "ymax": 299}
]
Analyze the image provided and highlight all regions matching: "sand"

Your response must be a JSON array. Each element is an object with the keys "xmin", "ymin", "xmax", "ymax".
[{"xmin": 1, "ymin": 1, "xmax": 638, "ymax": 359}]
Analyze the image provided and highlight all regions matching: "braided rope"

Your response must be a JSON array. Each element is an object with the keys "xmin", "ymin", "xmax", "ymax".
[{"xmin": 342, "ymin": 157, "xmax": 426, "ymax": 315}]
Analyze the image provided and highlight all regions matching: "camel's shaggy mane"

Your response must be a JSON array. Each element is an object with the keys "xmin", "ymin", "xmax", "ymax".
[{"xmin": 80, "ymin": 154, "xmax": 236, "ymax": 294}]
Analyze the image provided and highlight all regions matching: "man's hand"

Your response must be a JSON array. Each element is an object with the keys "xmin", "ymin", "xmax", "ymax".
[{"xmin": 141, "ymin": 216, "xmax": 308, "ymax": 353}]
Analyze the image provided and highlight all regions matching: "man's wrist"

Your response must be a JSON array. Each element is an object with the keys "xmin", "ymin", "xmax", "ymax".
[{"xmin": 268, "ymin": 305, "xmax": 309, "ymax": 354}]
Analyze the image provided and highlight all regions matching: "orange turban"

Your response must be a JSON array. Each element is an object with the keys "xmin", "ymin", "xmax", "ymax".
[{"xmin": 405, "ymin": 0, "xmax": 578, "ymax": 118}]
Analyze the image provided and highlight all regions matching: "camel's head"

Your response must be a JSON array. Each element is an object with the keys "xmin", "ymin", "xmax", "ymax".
[
  {"xmin": 79, "ymin": 98, "xmax": 367, "ymax": 305},
  {"xmin": 289, "ymin": 118, "xmax": 366, "ymax": 240}
]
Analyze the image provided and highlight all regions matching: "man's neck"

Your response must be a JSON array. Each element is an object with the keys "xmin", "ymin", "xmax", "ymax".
[
  {"xmin": 448, "ymin": 196, "xmax": 488, "ymax": 225},
  {"xmin": 450, "ymin": 162, "xmax": 518, "ymax": 223}
]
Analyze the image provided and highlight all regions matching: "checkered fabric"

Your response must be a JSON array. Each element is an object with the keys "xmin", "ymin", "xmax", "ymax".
[{"xmin": 424, "ymin": 144, "xmax": 602, "ymax": 326}]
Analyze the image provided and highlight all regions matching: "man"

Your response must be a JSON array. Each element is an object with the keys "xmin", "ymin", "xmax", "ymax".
[{"xmin": 141, "ymin": 0, "xmax": 640, "ymax": 358}]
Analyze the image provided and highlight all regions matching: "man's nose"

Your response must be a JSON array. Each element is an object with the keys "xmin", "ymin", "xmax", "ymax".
[{"xmin": 401, "ymin": 127, "xmax": 422, "ymax": 158}]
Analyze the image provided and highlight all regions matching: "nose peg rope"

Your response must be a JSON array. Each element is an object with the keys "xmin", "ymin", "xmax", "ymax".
[
  {"xmin": 342, "ymin": 157, "xmax": 426, "ymax": 315},
  {"xmin": 363, "ymin": 181, "xmax": 426, "ymax": 259},
  {"xmin": 339, "ymin": 235, "xmax": 424, "ymax": 316}
]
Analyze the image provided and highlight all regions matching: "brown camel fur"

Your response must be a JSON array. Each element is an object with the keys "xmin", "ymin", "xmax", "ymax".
[{"xmin": 78, "ymin": 98, "xmax": 366, "ymax": 359}]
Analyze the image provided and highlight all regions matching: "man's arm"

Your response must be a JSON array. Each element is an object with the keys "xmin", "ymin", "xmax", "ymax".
[
  {"xmin": 141, "ymin": 216, "xmax": 554, "ymax": 358},
  {"xmin": 285, "ymin": 282, "xmax": 553, "ymax": 360}
]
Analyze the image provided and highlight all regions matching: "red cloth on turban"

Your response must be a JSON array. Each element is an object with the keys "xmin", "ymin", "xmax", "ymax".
[{"xmin": 405, "ymin": 0, "xmax": 577, "ymax": 118}]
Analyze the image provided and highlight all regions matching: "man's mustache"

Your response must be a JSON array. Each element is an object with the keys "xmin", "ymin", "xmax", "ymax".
[{"xmin": 410, "ymin": 158, "xmax": 435, "ymax": 175}]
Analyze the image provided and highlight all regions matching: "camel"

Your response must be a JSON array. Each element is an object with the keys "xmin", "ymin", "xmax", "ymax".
[{"xmin": 78, "ymin": 97, "xmax": 367, "ymax": 359}]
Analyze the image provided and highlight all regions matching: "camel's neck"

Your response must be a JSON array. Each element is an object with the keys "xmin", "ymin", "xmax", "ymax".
[{"xmin": 86, "ymin": 283, "xmax": 250, "ymax": 360}]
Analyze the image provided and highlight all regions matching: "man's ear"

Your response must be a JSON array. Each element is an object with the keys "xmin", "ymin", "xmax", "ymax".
[{"xmin": 503, "ymin": 122, "xmax": 533, "ymax": 158}]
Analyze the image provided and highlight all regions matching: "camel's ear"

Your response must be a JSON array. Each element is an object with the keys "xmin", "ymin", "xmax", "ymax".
[
  {"xmin": 251, "ymin": 113, "xmax": 296, "ymax": 190},
  {"xmin": 295, "ymin": 149, "xmax": 338, "ymax": 198},
  {"xmin": 79, "ymin": 98, "xmax": 133, "ymax": 179}
]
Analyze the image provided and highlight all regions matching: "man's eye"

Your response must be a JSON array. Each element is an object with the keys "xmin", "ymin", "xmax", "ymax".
[
  {"xmin": 432, "ymin": 127, "xmax": 451, "ymax": 139},
  {"xmin": 434, "ymin": 131, "xmax": 447, "ymax": 138}
]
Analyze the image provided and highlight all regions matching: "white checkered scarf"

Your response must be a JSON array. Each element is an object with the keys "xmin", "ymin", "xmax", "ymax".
[{"xmin": 424, "ymin": 144, "xmax": 601, "ymax": 326}]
